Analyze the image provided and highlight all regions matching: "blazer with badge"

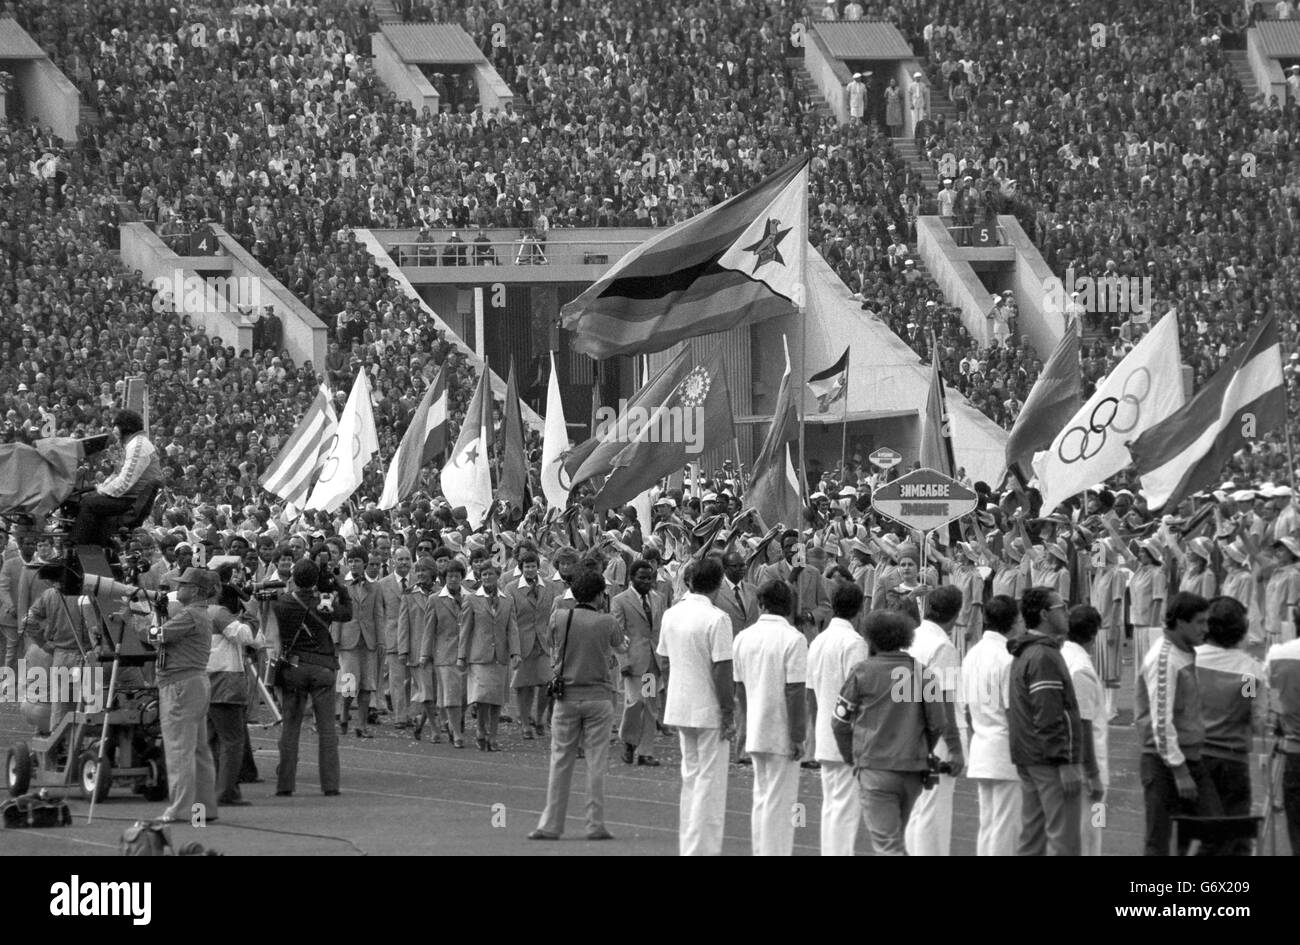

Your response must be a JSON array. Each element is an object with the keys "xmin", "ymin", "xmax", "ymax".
[
  {"xmin": 339, "ymin": 577, "xmax": 382, "ymax": 650},
  {"xmin": 712, "ymin": 578, "xmax": 759, "ymax": 638},
  {"xmin": 425, "ymin": 586, "xmax": 470, "ymax": 666},
  {"xmin": 508, "ymin": 576, "xmax": 556, "ymax": 658},
  {"xmin": 611, "ymin": 586, "xmax": 666, "ymax": 677},
  {"xmin": 459, "ymin": 587, "xmax": 521, "ymax": 666}
]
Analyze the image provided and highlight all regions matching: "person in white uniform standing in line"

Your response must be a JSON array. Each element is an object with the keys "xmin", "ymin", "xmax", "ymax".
[
  {"xmin": 807, "ymin": 582, "xmax": 871, "ymax": 855},
  {"xmin": 733, "ymin": 579, "xmax": 808, "ymax": 856},
  {"xmin": 960, "ymin": 594, "xmax": 1023, "ymax": 855},
  {"xmin": 904, "ymin": 585, "xmax": 964, "ymax": 856},
  {"xmin": 657, "ymin": 557, "xmax": 736, "ymax": 856}
]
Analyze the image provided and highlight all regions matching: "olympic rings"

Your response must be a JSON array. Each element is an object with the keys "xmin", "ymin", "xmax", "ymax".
[{"xmin": 1056, "ymin": 366, "xmax": 1152, "ymax": 464}]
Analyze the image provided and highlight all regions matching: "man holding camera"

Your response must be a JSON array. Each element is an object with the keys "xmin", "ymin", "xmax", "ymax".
[
  {"xmin": 152, "ymin": 567, "xmax": 221, "ymax": 824},
  {"xmin": 529, "ymin": 571, "xmax": 625, "ymax": 841},
  {"xmin": 269, "ymin": 559, "xmax": 352, "ymax": 797},
  {"xmin": 832, "ymin": 609, "xmax": 964, "ymax": 855}
]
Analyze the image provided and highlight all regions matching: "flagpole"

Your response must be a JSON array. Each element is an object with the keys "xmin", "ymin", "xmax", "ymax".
[
  {"xmin": 839, "ymin": 350, "xmax": 850, "ymax": 485},
  {"xmin": 798, "ymin": 234, "xmax": 809, "ymax": 543}
]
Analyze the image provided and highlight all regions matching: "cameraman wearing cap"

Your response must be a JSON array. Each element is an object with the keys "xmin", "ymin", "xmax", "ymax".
[
  {"xmin": 269, "ymin": 559, "xmax": 351, "ymax": 797},
  {"xmin": 151, "ymin": 567, "xmax": 220, "ymax": 824}
]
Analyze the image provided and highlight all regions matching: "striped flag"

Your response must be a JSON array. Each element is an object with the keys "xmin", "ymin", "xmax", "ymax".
[
  {"xmin": 805, "ymin": 347, "xmax": 849, "ymax": 417},
  {"xmin": 1005, "ymin": 321, "xmax": 1082, "ymax": 472},
  {"xmin": 919, "ymin": 343, "xmax": 956, "ymax": 477},
  {"xmin": 307, "ymin": 371, "xmax": 379, "ymax": 513},
  {"xmin": 259, "ymin": 385, "xmax": 338, "ymax": 506},
  {"xmin": 1131, "ymin": 316, "xmax": 1286, "ymax": 511},
  {"xmin": 560, "ymin": 157, "xmax": 808, "ymax": 360},
  {"xmin": 379, "ymin": 369, "xmax": 447, "ymax": 510},
  {"xmin": 499, "ymin": 361, "xmax": 529, "ymax": 517}
]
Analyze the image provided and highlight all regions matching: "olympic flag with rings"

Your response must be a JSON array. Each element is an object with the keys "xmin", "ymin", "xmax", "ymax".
[{"xmin": 1032, "ymin": 311, "xmax": 1184, "ymax": 515}]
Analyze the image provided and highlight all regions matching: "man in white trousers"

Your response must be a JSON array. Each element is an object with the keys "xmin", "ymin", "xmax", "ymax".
[
  {"xmin": 960, "ymin": 594, "xmax": 1023, "ymax": 855},
  {"xmin": 1062, "ymin": 605, "xmax": 1109, "ymax": 856},
  {"xmin": 734, "ymin": 579, "xmax": 808, "ymax": 856},
  {"xmin": 904, "ymin": 585, "xmax": 964, "ymax": 856},
  {"xmin": 657, "ymin": 557, "xmax": 736, "ymax": 855},
  {"xmin": 807, "ymin": 582, "xmax": 870, "ymax": 854}
]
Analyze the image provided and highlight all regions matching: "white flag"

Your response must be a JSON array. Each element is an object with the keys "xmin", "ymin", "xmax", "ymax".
[
  {"xmin": 1032, "ymin": 311, "xmax": 1184, "ymax": 514},
  {"xmin": 440, "ymin": 369, "xmax": 493, "ymax": 528},
  {"xmin": 306, "ymin": 372, "xmax": 378, "ymax": 513},
  {"xmin": 539, "ymin": 352, "xmax": 570, "ymax": 509},
  {"xmin": 716, "ymin": 160, "xmax": 808, "ymax": 307}
]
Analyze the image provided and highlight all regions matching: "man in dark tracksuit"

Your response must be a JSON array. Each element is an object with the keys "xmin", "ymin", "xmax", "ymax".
[{"xmin": 1008, "ymin": 586, "xmax": 1084, "ymax": 856}]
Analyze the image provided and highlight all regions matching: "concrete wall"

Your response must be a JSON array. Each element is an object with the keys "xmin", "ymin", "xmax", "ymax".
[
  {"xmin": 1247, "ymin": 28, "xmax": 1288, "ymax": 104},
  {"xmin": 212, "ymin": 224, "xmax": 328, "ymax": 369},
  {"xmin": 353, "ymin": 228, "xmax": 543, "ymax": 429},
  {"xmin": 16, "ymin": 58, "xmax": 79, "ymax": 142},
  {"xmin": 473, "ymin": 62, "xmax": 513, "ymax": 115},
  {"xmin": 804, "ymin": 26, "xmax": 852, "ymax": 124},
  {"xmin": 120, "ymin": 223, "xmax": 327, "ymax": 370},
  {"xmin": 372, "ymin": 32, "xmax": 439, "ymax": 115},
  {"xmin": 1000, "ymin": 215, "xmax": 1065, "ymax": 357},
  {"xmin": 916, "ymin": 217, "xmax": 995, "ymax": 347}
]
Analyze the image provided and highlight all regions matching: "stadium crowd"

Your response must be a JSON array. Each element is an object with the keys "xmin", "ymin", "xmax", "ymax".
[{"xmin": 1, "ymin": 0, "xmax": 1300, "ymax": 857}]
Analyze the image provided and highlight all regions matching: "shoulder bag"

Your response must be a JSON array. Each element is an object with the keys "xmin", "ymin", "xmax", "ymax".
[{"xmin": 547, "ymin": 609, "xmax": 575, "ymax": 701}]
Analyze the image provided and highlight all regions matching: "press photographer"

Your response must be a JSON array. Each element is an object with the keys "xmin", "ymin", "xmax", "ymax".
[{"xmin": 268, "ymin": 559, "xmax": 351, "ymax": 798}]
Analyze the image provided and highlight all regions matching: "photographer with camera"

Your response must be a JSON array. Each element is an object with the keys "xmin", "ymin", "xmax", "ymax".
[
  {"xmin": 528, "ymin": 571, "xmax": 626, "ymax": 841},
  {"xmin": 268, "ymin": 559, "xmax": 352, "ymax": 798},
  {"xmin": 150, "ymin": 567, "xmax": 221, "ymax": 824},
  {"xmin": 832, "ymin": 608, "xmax": 964, "ymax": 856}
]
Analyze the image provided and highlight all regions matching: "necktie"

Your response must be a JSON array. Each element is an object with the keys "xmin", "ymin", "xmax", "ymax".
[
  {"xmin": 528, "ymin": 581, "xmax": 539, "ymax": 601},
  {"xmin": 489, "ymin": 594, "xmax": 498, "ymax": 617},
  {"xmin": 734, "ymin": 584, "xmax": 746, "ymax": 623},
  {"xmin": 642, "ymin": 594, "xmax": 653, "ymax": 628},
  {"xmin": 400, "ymin": 576, "xmax": 407, "ymax": 592}
]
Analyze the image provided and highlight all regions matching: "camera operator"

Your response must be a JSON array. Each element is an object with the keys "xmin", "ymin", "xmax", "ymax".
[
  {"xmin": 70, "ymin": 410, "xmax": 163, "ymax": 547},
  {"xmin": 207, "ymin": 582, "xmax": 267, "ymax": 806},
  {"xmin": 150, "ymin": 567, "xmax": 220, "ymax": 824},
  {"xmin": 831, "ymin": 609, "xmax": 964, "ymax": 856},
  {"xmin": 268, "ymin": 559, "xmax": 352, "ymax": 797}
]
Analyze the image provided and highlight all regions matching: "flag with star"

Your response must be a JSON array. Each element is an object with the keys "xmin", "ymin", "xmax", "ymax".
[
  {"xmin": 561, "ymin": 156, "xmax": 809, "ymax": 360},
  {"xmin": 439, "ymin": 365, "xmax": 493, "ymax": 529}
]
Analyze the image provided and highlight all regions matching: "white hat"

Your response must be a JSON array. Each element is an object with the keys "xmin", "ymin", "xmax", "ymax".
[
  {"xmin": 702, "ymin": 492, "xmax": 718, "ymax": 503},
  {"xmin": 810, "ymin": 491, "xmax": 828, "ymax": 501},
  {"xmin": 913, "ymin": 71, "xmax": 922, "ymax": 78},
  {"xmin": 1276, "ymin": 486, "xmax": 1294, "ymax": 498},
  {"xmin": 1231, "ymin": 490, "xmax": 1255, "ymax": 503}
]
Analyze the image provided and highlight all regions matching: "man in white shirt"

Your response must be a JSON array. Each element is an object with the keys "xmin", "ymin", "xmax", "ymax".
[
  {"xmin": 1064, "ymin": 606, "xmax": 1110, "ymax": 856},
  {"xmin": 807, "ymin": 583, "xmax": 871, "ymax": 855},
  {"xmin": 657, "ymin": 558, "xmax": 736, "ymax": 856},
  {"xmin": 904, "ymin": 585, "xmax": 964, "ymax": 856},
  {"xmin": 72, "ymin": 410, "xmax": 163, "ymax": 546},
  {"xmin": 734, "ymin": 580, "xmax": 808, "ymax": 856},
  {"xmin": 960, "ymin": 594, "xmax": 1022, "ymax": 855}
]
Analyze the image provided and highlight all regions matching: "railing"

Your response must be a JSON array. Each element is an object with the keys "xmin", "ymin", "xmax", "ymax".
[{"xmin": 387, "ymin": 238, "xmax": 644, "ymax": 268}]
